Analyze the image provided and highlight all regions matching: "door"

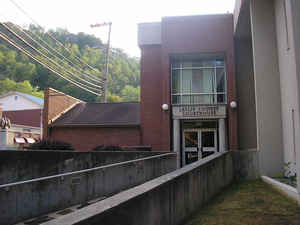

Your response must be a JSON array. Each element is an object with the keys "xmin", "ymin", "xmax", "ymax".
[
  {"xmin": 183, "ymin": 130, "xmax": 199, "ymax": 164},
  {"xmin": 183, "ymin": 129, "xmax": 217, "ymax": 165},
  {"xmin": 201, "ymin": 129, "xmax": 217, "ymax": 152}
]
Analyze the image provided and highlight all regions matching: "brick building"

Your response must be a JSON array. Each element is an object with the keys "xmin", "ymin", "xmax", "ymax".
[
  {"xmin": 43, "ymin": 14, "xmax": 237, "ymax": 167},
  {"xmin": 43, "ymin": 88, "xmax": 141, "ymax": 152},
  {"xmin": 138, "ymin": 14, "xmax": 237, "ymax": 166}
]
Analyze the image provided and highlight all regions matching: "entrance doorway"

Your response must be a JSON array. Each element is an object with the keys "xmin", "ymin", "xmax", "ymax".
[{"xmin": 183, "ymin": 129, "xmax": 217, "ymax": 165}]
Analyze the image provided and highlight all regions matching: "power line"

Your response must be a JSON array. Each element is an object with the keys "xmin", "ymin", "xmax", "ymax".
[
  {"xmin": 0, "ymin": 22, "xmax": 103, "ymax": 92},
  {"xmin": 0, "ymin": 11, "xmax": 105, "ymax": 85},
  {"xmin": 9, "ymin": 0, "xmax": 105, "ymax": 80},
  {"xmin": 16, "ymin": 24, "xmax": 105, "ymax": 84},
  {"xmin": 6, "ymin": 22, "xmax": 105, "ymax": 86},
  {"xmin": 0, "ymin": 31, "xmax": 102, "ymax": 96}
]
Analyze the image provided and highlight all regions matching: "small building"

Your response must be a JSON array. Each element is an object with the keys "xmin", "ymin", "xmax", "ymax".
[
  {"xmin": 43, "ymin": 88, "xmax": 141, "ymax": 152},
  {"xmin": 0, "ymin": 92, "xmax": 43, "ymax": 149},
  {"xmin": 0, "ymin": 91, "xmax": 43, "ymax": 111}
]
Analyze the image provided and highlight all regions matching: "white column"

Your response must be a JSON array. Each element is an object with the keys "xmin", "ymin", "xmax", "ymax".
[
  {"xmin": 173, "ymin": 119, "xmax": 181, "ymax": 168},
  {"xmin": 219, "ymin": 118, "xmax": 226, "ymax": 152},
  {"xmin": 0, "ymin": 128, "xmax": 8, "ymax": 150}
]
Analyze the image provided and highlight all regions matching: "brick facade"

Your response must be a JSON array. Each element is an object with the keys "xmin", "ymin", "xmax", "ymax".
[
  {"xmin": 139, "ymin": 14, "xmax": 238, "ymax": 151},
  {"xmin": 43, "ymin": 88, "xmax": 82, "ymax": 138},
  {"xmin": 50, "ymin": 126, "xmax": 141, "ymax": 152}
]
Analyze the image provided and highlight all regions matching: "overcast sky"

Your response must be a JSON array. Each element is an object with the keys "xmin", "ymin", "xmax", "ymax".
[{"xmin": 1, "ymin": 0, "xmax": 235, "ymax": 57}]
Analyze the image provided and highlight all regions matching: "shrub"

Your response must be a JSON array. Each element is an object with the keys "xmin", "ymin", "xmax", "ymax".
[
  {"xmin": 92, "ymin": 145, "xmax": 123, "ymax": 151},
  {"xmin": 27, "ymin": 140, "xmax": 74, "ymax": 151}
]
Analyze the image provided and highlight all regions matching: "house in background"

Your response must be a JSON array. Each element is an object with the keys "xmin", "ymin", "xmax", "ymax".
[
  {"xmin": 0, "ymin": 91, "xmax": 43, "ymax": 111},
  {"xmin": 0, "ymin": 91, "xmax": 43, "ymax": 149}
]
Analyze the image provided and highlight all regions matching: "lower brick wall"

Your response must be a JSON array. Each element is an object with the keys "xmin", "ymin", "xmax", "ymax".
[{"xmin": 50, "ymin": 126, "xmax": 142, "ymax": 151}]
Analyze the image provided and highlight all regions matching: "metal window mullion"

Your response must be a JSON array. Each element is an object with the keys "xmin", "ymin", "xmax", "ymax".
[
  {"xmin": 224, "ymin": 62, "xmax": 227, "ymax": 104},
  {"xmin": 178, "ymin": 66, "xmax": 225, "ymax": 70},
  {"xmin": 214, "ymin": 63, "xmax": 217, "ymax": 104},
  {"xmin": 180, "ymin": 62, "xmax": 183, "ymax": 104},
  {"xmin": 171, "ymin": 65, "xmax": 173, "ymax": 104}
]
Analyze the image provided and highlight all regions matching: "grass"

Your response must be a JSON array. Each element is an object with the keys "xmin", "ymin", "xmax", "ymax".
[{"xmin": 184, "ymin": 180, "xmax": 300, "ymax": 225}]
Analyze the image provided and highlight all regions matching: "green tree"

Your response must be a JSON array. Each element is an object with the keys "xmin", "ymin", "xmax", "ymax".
[
  {"xmin": 121, "ymin": 85, "xmax": 140, "ymax": 102},
  {"xmin": 0, "ymin": 78, "xmax": 44, "ymax": 98}
]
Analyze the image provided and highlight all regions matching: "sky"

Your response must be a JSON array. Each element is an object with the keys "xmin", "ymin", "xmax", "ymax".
[{"xmin": 1, "ymin": 0, "xmax": 235, "ymax": 57}]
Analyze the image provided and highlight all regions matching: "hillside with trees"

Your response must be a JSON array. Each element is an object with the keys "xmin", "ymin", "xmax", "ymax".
[{"xmin": 0, "ymin": 24, "xmax": 140, "ymax": 102}]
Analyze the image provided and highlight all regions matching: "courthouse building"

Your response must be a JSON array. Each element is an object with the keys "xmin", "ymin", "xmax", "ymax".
[
  {"xmin": 138, "ymin": 14, "xmax": 237, "ymax": 166},
  {"xmin": 44, "ymin": 0, "xmax": 300, "ymax": 183}
]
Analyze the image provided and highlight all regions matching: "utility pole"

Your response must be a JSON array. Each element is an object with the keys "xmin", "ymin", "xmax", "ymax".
[{"xmin": 90, "ymin": 22, "xmax": 112, "ymax": 103}]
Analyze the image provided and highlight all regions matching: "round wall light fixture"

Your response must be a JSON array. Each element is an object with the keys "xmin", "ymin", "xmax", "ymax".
[
  {"xmin": 162, "ymin": 104, "xmax": 169, "ymax": 111},
  {"xmin": 230, "ymin": 101, "xmax": 237, "ymax": 109}
]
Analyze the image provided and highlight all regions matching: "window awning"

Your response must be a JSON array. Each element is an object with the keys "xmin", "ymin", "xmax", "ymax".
[
  {"xmin": 14, "ymin": 137, "xmax": 26, "ymax": 144},
  {"xmin": 25, "ymin": 138, "xmax": 36, "ymax": 144}
]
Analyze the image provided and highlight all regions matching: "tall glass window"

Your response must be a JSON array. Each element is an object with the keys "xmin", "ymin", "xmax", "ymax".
[{"xmin": 171, "ymin": 59, "xmax": 226, "ymax": 105}]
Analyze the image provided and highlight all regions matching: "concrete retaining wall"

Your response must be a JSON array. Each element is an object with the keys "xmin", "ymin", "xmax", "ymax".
[
  {"xmin": 44, "ymin": 152, "xmax": 233, "ymax": 225},
  {"xmin": 232, "ymin": 149, "xmax": 260, "ymax": 180},
  {"xmin": 0, "ymin": 150, "xmax": 165, "ymax": 184},
  {"xmin": 0, "ymin": 153, "xmax": 177, "ymax": 225}
]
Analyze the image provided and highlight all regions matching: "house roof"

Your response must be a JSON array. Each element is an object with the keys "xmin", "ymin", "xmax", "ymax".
[
  {"xmin": 50, "ymin": 102, "xmax": 140, "ymax": 127},
  {"xmin": 0, "ymin": 91, "xmax": 44, "ymax": 106},
  {"xmin": 3, "ymin": 109, "xmax": 42, "ymax": 128}
]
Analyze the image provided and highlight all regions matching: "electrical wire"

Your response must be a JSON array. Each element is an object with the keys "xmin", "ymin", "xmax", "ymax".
[
  {"xmin": 14, "ymin": 24, "xmax": 105, "ymax": 84},
  {"xmin": 0, "ymin": 11, "xmax": 105, "ymax": 84},
  {"xmin": 5, "ymin": 23, "xmax": 105, "ymax": 86},
  {"xmin": 9, "ymin": 0, "xmax": 105, "ymax": 80},
  {"xmin": 0, "ymin": 31, "xmax": 103, "ymax": 96},
  {"xmin": 0, "ymin": 22, "xmax": 103, "ymax": 92}
]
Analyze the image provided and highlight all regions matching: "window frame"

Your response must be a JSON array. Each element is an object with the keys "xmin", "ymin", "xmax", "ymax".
[{"xmin": 171, "ymin": 59, "xmax": 227, "ymax": 105}]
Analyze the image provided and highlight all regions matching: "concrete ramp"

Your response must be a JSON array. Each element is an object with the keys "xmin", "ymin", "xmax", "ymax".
[{"xmin": 42, "ymin": 152, "xmax": 234, "ymax": 225}]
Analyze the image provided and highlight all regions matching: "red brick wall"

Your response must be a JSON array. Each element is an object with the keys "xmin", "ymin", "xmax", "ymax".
[
  {"xmin": 140, "ymin": 14, "xmax": 238, "ymax": 151},
  {"xmin": 50, "ymin": 126, "xmax": 141, "ymax": 152},
  {"xmin": 140, "ymin": 45, "xmax": 171, "ymax": 151},
  {"xmin": 43, "ymin": 88, "xmax": 82, "ymax": 138}
]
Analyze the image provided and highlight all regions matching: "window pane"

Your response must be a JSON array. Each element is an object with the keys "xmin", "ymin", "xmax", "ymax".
[
  {"xmin": 172, "ymin": 62, "xmax": 181, "ymax": 69},
  {"xmin": 185, "ymin": 132, "xmax": 198, "ymax": 148},
  {"xmin": 192, "ymin": 70, "xmax": 202, "ymax": 93},
  {"xmin": 172, "ymin": 95, "xmax": 181, "ymax": 104},
  {"xmin": 202, "ymin": 131, "xmax": 215, "ymax": 147},
  {"xmin": 217, "ymin": 94, "xmax": 226, "ymax": 103},
  {"xmin": 172, "ymin": 70, "xmax": 181, "ymax": 94},
  {"xmin": 201, "ymin": 69, "xmax": 215, "ymax": 93},
  {"xmin": 182, "ymin": 70, "xmax": 193, "ymax": 93},
  {"xmin": 182, "ymin": 62, "xmax": 193, "ymax": 68},
  {"xmin": 216, "ymin": 68, "xmax": 226, "ymax": 93},
  {"xmin": 191, "ymin": 94, "xmax": 215, "ymax": 104},
  {"xmin": 182, "ymin": 95, "xmax": 191, "ymax": 104},
  {"xmin": 216, "ymin": 59, "xmax": 225, "ymax": 67},
  {"xmin": 184, "ymin": 121, "xmax": 217, "ymax": 129},
  {"xmin": 202, "ymin": 60, "xmax": 215, "ymax": 67}
]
